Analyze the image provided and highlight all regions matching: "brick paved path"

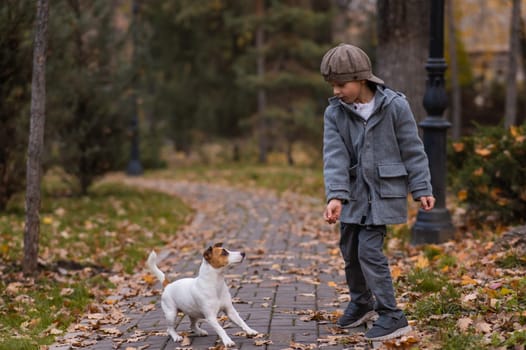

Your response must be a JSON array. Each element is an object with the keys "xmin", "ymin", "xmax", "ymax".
[{"xmin": 51, "ymin": 178, "xmax": 376, "ymax": 350}]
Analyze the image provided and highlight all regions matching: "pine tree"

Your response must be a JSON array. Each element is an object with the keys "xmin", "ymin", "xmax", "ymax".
[
  {"xmin": 46, "ymin": 0, "xmax": 128, "ymax": 194},
  {"xmin": 141, "ymin": 0, "xmax": 254, "ymax": 154},
  {"xmin": 0, "ymin": 0, "xmax": 34, "ymax": 210},
  {"xmin": 238, "ymin": 0, "xmax": 331, "ymax": 164}
]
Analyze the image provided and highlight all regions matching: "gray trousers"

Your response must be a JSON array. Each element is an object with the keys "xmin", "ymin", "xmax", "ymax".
[{"xmin": 339, "ymin": 223, "xmax": 403, "ymax": 317}]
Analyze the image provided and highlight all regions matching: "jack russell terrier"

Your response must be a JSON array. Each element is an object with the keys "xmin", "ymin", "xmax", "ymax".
[{"xmin": 146, "ymin": 243, "xmax": 259, "ymax": 347}]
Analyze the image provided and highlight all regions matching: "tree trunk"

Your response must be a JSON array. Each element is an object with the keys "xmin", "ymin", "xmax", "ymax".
[
  {"xmin": 24, "ymin": 0, "xmax": 49, "ymax": 275},
  {"xmin": 376, "ymin": 0, "xmax": 430, "ymax": 123},
  {"xmin": 256, "ymin": 0, "xmax": 268, "ymax": 164},
  {"xmin": 505, "ymin": 0, "xmax": 521, "ymax": 128},
  {"xmin": 286, "ymin": 141, "xmax": 294, "ymax": 166},
  {"xmin": 447, "ymin": 0, "xmax": 461, "ymax": 140}
]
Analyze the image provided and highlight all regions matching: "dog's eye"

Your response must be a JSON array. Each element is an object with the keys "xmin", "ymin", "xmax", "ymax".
[{"xmin": 221, "ymin": 249, "xmax": 229, "ymax": 256}]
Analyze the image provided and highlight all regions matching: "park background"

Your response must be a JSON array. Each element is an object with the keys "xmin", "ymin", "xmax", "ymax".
[{"xmin": 1, "ymin": 0, "xmax": 526, "ymax": 349}]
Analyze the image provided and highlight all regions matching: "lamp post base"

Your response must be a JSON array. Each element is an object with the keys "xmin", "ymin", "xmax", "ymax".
[
  {"xmin": 126, "ymin": 160, "xmax": 143, "ymax": 176},
  {"xmin": 411, "ymin": 208, "xmax": 454, "ymax": 244}
]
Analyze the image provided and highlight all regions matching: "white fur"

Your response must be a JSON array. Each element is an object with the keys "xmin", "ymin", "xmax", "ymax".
[{"xmin": 146, "ymin": 248, "xmax": 258, "ymax": 347}]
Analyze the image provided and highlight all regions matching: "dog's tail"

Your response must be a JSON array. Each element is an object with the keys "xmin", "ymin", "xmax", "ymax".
[{"xmin": 146, "ymin": 251, "xmax": 169, "ymax": 288}]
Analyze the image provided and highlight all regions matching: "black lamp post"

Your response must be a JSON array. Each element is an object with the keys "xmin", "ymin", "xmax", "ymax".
[
  {"xmin": 411, "ymin": 0, "xmax": 454, "ymax": 244},
  {"xmin": 127, "ymin": 0, "xmax": 143, "ymax": 176}
]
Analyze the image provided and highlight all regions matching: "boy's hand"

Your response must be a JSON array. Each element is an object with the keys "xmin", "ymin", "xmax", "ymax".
[
  {"xmin": 419, "ymin": 196, "xmax": 436, "ymax": 211},
  {"xmin": 324, "ymin": 199, "xmax": 342, "ymax": 224}
]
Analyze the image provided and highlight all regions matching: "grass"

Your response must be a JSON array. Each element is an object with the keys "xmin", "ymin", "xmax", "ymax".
[
  {"xmin": 408, "ymin": 268, "xmax": 447, "ymax": 293},
  {"xmin": 148, "ymin": 163, "xmax": 325, "ymax": 198},
  {"xmin": 0, "ymin": 180, "xmax": 192, "ymax": 349},
  {"xmin": 496, "ymin": 252, "xmax": 526, "ymax": 269},
  {"xmin": 440, "ymin": 330, "xmax": 484, "ymax": 350},
  {"xmin": 409, "ymin": 284, "xmax": 462, "ymax": 319}
]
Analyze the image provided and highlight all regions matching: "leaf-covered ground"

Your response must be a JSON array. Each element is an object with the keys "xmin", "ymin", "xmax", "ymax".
[
  {"xmin": 0, "ymin": 181, "xmax": 192, "ymax": 349},
  {"xmin": 1, "ymin": 165, "xmax": 525, "ymax": 349}
]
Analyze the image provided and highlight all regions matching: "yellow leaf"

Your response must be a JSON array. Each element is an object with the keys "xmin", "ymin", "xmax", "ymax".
[
  {"xmin": 510, "ymin": 126, "xmax": 525, "ymax": 143},
  {"xmin": 461, "ymin": 275, "xmax": 478, "ymax": 286},
  {"xmin": 391, "ymin": 265, "xmax": 402, "ymax": 280},
  {"xmin": 475, "ymin": 147, "xmax": 492, "ymax": 157},
  {"xmin": 452, "ymin": 142, "xmax": 465, "ymax": 152},
  {"xmin": 499, "ymin": 287, "xmax": 513, "ymax": 296},
  {"xmin": 271, "ymin": 263, "xmax": 281, "ymax": 271},
  {"xmin": 415, "ymin": 255, "xmax": 429, "ymax": 269},
  {"xmin": 329, "ymin": 248, "xmax": 340, "ymax": 256},
  {"xmin": 510, "ymin": 125, "xmax": 520, "ymax": 138},
  {"xmin": 142, "ymin": 274, "xmax": 156, "ymax": 285},
  {"xmin": 457, "ymin": 189, "xmax": 468, "ymax": 201},
  {"xmin": 327, "ymin": 281, "xmax": 337, "ymax": 288},
  {"xmin": 42, "ymin": 216, "xmax": 53, "ymax": 225}
]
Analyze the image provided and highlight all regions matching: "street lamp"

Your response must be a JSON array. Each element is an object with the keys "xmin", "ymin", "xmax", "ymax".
[
  {"xmin": 127, "ymin": 0, "xmax": 143, "ymax": 176},
  {"xmin": 411, "ymin": 0, "xmax": 454, "ymax": 244}
]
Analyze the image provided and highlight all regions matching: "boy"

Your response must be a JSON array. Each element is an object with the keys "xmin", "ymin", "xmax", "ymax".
[{"xmin": 320, "ymin": 43, "xmax": 435, "ymax": 341}]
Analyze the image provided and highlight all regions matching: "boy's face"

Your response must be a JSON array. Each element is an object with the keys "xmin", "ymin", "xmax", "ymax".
[{"xmin": 330, "ymin": 80, "xmax": 365, "ymax": 104}]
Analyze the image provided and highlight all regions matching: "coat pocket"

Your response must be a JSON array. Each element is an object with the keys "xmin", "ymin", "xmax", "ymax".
[{"xmin": 377, "ymin": 163, "xmax": 408, "ymax": 198}]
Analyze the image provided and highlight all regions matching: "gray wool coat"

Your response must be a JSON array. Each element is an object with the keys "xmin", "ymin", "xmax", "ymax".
[{"xmin": 323, "ymin": 86, "xmax": 432, "ymax": 225}]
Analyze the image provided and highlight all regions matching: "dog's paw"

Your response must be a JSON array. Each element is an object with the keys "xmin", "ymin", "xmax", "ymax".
[
  {"xmin": 222, "ymin": 338, "xmax": 236, "ymax": 347},
  {"xmin": 171, "ymin": 335, "xmax": 183, "ymax": 342},
  {"xmin": 167, "ymin": 327, "xmax": 182, "ymax": 342},
  {"xmin": 245, "ymin": 328, "xmax": 259, "ymax": 337}
]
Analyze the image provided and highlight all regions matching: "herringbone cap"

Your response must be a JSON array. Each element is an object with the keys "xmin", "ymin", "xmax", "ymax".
[{"xmin": 320, "ymin": 43, "xmax": 384, "ymax": 85}]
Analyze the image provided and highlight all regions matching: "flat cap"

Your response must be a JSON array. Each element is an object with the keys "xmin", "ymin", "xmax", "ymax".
[{"xmin": 320, "ymin": 43, "xmax": 384, "ymax": 85}]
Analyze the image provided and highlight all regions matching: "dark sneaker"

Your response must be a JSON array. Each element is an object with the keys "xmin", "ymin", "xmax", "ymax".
[
  {"xmin": 337, "ymin": 302, "xmax": 378, "ymax": 328},
  {"xmin": 364, "ymin": 314, "xmax": 412, "ymax": 341}
]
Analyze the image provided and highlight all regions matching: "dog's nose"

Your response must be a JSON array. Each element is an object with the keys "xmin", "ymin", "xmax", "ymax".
[{"xmin": 241, "ymin": 252, "xmax": 246, "ymax": 258}]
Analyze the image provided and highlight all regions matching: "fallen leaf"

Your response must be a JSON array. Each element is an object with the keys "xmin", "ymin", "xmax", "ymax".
[
  {"xmin": 180, "ymin": 336, "xmax": 192, "ymax": 346},
  {"xmin": 461, "ymin": 275, "xmax": 478, "ymax": 286},
  {"xmin": 457, "ymin": 317, "xmax": 473, "ymax": 332},
  {"xmin": 142, "ymin": 274, "xmax": 157, "ymax": 285},
  {"xmin": 391, "ymin": 265, "xmax": 402, "ymax": 280},
  {"xmin": 452, "ymin": 142, "xmax": 465, "ymax": 152},
  {"xmin": 415, "ymin": 255, "xmax": 429, "ymax": 269},
  {"xmin": 474, "ymin": 321, "xmax": 492, "ymax": 333},
  {"xmin": 254, "ymin": 339, "xmax": 273, "ymax": 346},
  {"xmin": 457, "ymin": 189, "xmax": 468, "ymax": 201},
  {"xmin": 462, "ymin": 292, "xmax": 478, "ymax": 303},
  {"xmin": 475, "ymin": 147, "xmax": 492, "ymax": 157}
]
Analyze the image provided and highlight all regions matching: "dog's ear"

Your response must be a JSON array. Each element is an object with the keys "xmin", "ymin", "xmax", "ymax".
[
  {"xmin": 213, "ymin": 242, "xmax": 223, "ymax": 248},
  {"xmin": 203, "ymin": 246, "xmax": 213, "ymax": 261}
]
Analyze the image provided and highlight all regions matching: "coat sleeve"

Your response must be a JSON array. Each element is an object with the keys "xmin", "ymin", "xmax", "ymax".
[
  {"xmin": 393, "ymin": 99, "xmax": 433, "ymax": 200},
  {"xmin": 323, "ymin": 106, "xmax": 351, "ymax": 203}
]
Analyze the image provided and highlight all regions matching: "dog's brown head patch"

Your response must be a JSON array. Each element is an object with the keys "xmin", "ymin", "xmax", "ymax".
[{"xmin": 203, "ymin": 243, "xmax": 229, "ymax": 268}]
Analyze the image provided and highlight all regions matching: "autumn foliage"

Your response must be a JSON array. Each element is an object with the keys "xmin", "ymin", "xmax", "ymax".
[{"xmin": 448, "ymin": 123, "xmax": 526, "ymax": 226}]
